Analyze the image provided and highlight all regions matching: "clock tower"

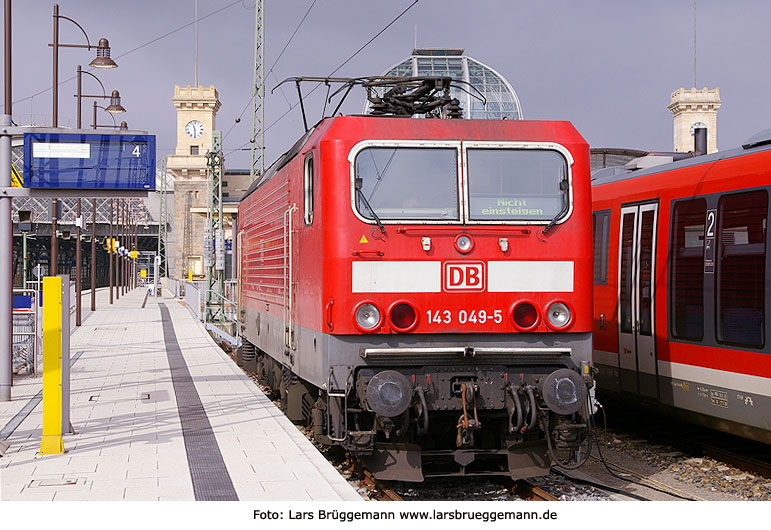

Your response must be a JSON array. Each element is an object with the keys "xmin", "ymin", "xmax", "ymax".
[
  {"xmin": 668, "ymin": 87, "xmax": 721, "ymax": 154},
  {"xmin": 168, "ymin": 85, "xmax": 221, "ymax": 279}
]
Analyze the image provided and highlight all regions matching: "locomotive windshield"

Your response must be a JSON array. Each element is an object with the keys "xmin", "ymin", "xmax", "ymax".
[
  {"xmin": 354, "ymin": 147, "xmax": 459, "ymax": 221},
  {"xmin": 466, "ymin": 148, "xmax": 568, "ymax": 222}
]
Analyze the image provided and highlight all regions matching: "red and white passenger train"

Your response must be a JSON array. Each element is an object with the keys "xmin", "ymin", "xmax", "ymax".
[
  {"xmin": 592, "ymin": 130, "xmax": 771, "ymax": 444},
  {"xmin": 237, "ymin": 87, "xmax": 595, "ymax": 480}
]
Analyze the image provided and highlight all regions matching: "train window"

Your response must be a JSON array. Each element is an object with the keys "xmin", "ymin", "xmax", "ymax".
[
  {"xmin": 670, "ymin": 199, "xmax": 706, "ymax": 341},
  {"xmin": 466, "ymin": 149, "xmax": 567, "ymax": 221},
  {"xmin": 593, "ymin": 210, "xmax": 610, "ymax": 285},
  {"xmin": 619, "ymin": 212, "xmax": 636, "ymax": 334},
  {"xmin": 304, "ymin": 154, "xmax": 314, "ymax": 225},
  {"xmin": 638, "ymin": 209, "xmax": 656, "ymax": 336},
  {"xmin": 354, "ymin": 147, "xmax": 459, "ymax": 221},
  {"xmin": 716, "ymin": 190, "xmax": 767, "ymax": 348}
]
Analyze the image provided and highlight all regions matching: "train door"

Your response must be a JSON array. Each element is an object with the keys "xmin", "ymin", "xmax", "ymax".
[{"xmin": 617, "ymin": 203, "xmax": 659, "ymax": 398}]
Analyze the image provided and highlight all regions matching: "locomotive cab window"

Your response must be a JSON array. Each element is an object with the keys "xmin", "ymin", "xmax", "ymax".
[
  {"xmin": 353, "ymin": 146, "xmax": 459, "ymax": 221},
  {"xmin": 466, "ymin": 148, "xmax": 569, "ymax": 222},
  {"xmin": 716, "ymin": 190, "xmax": 767, "ymax": 348},
  {"xmin": 303, "ymin": 153, "xmax": 314, "ymax": 225}
]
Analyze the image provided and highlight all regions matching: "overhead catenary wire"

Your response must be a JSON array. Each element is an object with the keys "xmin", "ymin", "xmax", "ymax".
[
  {"xmin": 225, "ymin": 0, "xmax": 420, "ymax": 157},
  {"xmin": 223, "ymin": 0, "xmax": 319, "ymax": 142},
  {"xmin": 4, "ymin": 0, "xmax": 244, "ymax": 110}
]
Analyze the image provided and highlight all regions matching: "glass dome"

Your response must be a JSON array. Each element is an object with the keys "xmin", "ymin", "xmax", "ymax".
[{"xmin": 365, "ymin": 48, "xmax": 522, "ymax": 120}]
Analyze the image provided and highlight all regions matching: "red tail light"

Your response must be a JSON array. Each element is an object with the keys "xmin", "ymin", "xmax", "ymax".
[
  {"xmin": 389, "ymin": 302, "xmax": 418, "ymax": 332},
  {"xmin": 512, "ymin": 302, "xmax": 538, "ymax": 330}
]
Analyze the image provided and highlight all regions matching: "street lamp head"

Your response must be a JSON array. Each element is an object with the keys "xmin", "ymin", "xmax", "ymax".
[
  {"xmin": 89, "ymin": 38, "xmax": 117, "ymax": 68},
  {"xmin": 105, "ymin": 90, "xmax": 126, "ymax": 113}
]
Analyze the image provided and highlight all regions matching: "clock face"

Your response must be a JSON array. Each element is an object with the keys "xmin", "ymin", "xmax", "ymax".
[
  {"xmin": 690, "ymin": 121, "xmax": 707, "ymax": 137},
  {"xmin": 185, "ymin": 120, "xmax": 204, "ymax": 139}
]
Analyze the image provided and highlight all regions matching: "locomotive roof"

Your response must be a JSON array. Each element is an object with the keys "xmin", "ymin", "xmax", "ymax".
[
  {"xmin": 241, "ymin": 126, "xmax": 317, "ymax": 201},
  {"xmin": 591, "ymin": 129, "xmax": 771, "ymax": 187},
  {"xmin": 241, "ymin": 115, "xmax": 587, "ymax": 202}
]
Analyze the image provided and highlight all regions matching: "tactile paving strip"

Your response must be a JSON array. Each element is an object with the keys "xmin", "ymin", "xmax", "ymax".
[{"xmin": 159, "ymin": 304, "xmax": 239, "ymax": 501}]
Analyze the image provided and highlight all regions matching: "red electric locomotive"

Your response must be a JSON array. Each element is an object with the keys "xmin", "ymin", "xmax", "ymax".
[
  {"xmin": 237, "ymin": 78, "xmax": 595, "ymax": 480},
  {"xmin": 592, "ymin": 129, "xmax": 771, "ymax": 444}
]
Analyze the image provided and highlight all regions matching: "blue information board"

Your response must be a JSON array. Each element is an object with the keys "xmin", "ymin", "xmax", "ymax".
[{"xmin": 23, "ymin": 133, "xmax": 156, "ymax": 190}]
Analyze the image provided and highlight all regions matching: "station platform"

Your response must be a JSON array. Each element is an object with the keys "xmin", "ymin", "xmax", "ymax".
[{"xmin": 0, "ymin": 285, "xmax": 362, "ymax": 501}]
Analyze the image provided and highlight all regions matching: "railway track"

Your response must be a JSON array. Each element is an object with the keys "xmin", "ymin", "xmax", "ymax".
[
  {"xmin": 361, "ymin": 473, "xmax": 560, "ymax": 502},
  {"xmin": 360, "ymin": 469, "xmax": 404, "ymax": 501},
  {"xmin": 599, "ymin": 401, "xmax": 771, "ymax": 481},
  {"xmin": 684, "ymin": 441, "xmax": 771, "ymax": 480},
  {"xmin": 509, "ymin": 479, "xmax": 559, "ymax": 501}
]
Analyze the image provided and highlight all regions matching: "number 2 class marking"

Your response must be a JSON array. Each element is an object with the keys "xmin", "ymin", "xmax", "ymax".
[{"xmin": 705, "ymin": 210, "xmax": 716, "ymax": 237}]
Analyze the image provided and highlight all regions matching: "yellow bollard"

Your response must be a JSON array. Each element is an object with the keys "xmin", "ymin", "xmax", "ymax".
[{"xmin": 40, "ymin": 276, "xmax": 64, "ymax": 454}]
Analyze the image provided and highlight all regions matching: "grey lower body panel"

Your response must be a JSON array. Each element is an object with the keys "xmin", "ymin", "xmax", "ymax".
[{"xmin": 595, "ymin": 362, "xmax": 771, "ymax": 444}]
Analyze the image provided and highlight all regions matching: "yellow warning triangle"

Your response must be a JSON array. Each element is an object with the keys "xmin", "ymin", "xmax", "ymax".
[{"xmin": 359, "ymin": 235, "xmax": 369, "ymax": 243}]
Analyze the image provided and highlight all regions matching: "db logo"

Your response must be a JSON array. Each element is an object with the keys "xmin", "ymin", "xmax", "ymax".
[{"xmin": 443, "ymin": 262, "xmax": 486, "ymax": 292}]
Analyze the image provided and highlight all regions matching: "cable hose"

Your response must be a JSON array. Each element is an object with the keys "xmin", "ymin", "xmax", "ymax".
[
  {"xmin": 416, "ymin": 387, "xmax": 429, "ymax": 435},
  {"xmin": 525, "ymin": 385, "xmax": 537, "ymax": 432},
  {"xmin": 588, "ymin": 399, "xmax": 697, "ymax": 501},
  {"xmin": 551, "ymin": 467, "xmax": 650, "ymax": 501},
  {"xmin": 509, "ymin": 386, "xmax": 524, "ymax": 432}
]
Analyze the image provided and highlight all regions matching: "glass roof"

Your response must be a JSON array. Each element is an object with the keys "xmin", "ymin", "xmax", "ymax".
[{"xmin": 365, "ymin": 49, "xmax": 522, "ymax": 120}]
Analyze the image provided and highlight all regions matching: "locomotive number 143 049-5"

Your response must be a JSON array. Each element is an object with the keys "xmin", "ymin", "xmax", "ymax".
[{"xmin": 426, "ymin": 309, "xmax": 504, "ymax": 325}]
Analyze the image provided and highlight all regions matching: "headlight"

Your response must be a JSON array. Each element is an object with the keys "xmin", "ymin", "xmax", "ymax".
[
  {"xmin": 546, "ymin": 301, "xmax": 571, "ymax": 328},
  {"xmin": 355, "ymin": 302, "xmax": 382, "ymax": 331},
  {"xmin": 454, "ymin": 233, "xmax": 474, "ymax": 254}
]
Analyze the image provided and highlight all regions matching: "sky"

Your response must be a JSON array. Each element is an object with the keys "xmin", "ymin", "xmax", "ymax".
[{"xmin": 3, "ymin": 0, "xmax": 771, "ymax": 170}]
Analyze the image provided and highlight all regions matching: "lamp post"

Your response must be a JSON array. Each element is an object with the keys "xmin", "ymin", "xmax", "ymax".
[
  {"xmin": 109, "ymin": 198, "xmax": 113, "ymax": 304},
  {"xmin": 91, "ymin": 199, "xmax": 96, "ymax": 311},
  {"xmin": 49, "ymin": 3, "xmax": 116, "ymax": 296},
  {"xmin": 134, "ymin": 208, "xmax": 139, "ymax": 290},
  {"xmin": 2, "ymin": 0, "xmax": 12, "ymax": 401},
  {"xmin": 75, "ymin": 199, "xmax": 81, "ymax": 325},
  {"xmin": 133, "ymin": 205, "xmax": 137, "ymax": 290},
  {"xmin": 51, "ymin": 3, "xmax": 116, "ymax": 128},
  {"xmin": 75, "ymin": 65, "xmax": 125, "ymax": 129},
  {"xmin": 120, "ymin": 199, "xmax": 124, "ymax": 296},
  {"xmin": 92, "ymin": 100, "xmax": 128, "ymax": 130},
  {"xmin": 75, "ymin": 65, "xmax": 121, "ymax": 320},
  {"xmin": 115, "ymin": 199, "xmax": 120, "ymax": 301}
]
